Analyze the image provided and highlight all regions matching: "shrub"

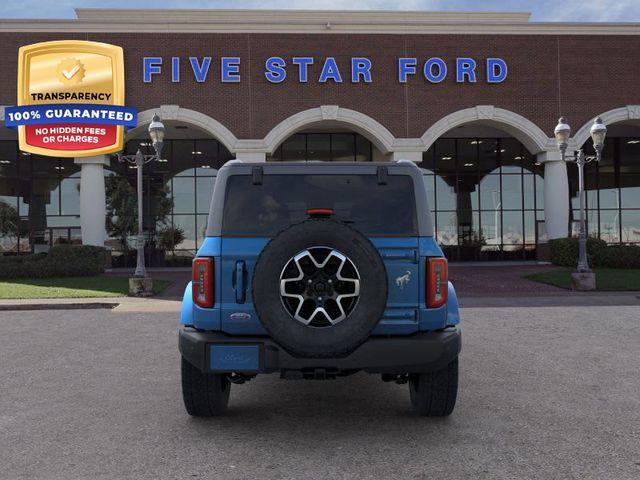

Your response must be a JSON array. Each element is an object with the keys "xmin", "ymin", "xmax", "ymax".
[
  {"xmin": 0, "ymin": 245, "xmax": 106, "ymax": 279},
  {"xmin": 550, "ymin": 237, "xmax": 640, "ymax": 268},
  {"xmin": 157, "ymin": 227, "xmax": 185, "ymax": 252},
  {"xmin": 593, "ymin": 244, "xmax": 640, "ymax": 268}
]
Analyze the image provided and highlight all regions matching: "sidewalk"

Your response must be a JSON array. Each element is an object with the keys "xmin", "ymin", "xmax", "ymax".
[{"xmin": 1, "ymin": 263, "xmax": 638, "ymax": 312}]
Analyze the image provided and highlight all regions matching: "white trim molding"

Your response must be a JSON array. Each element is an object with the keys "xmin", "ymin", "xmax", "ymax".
[
  {"xmin": 262, "ymin": 106, "xmax": 397, "ymax": 154},
  {"xmin": 421, "ymin": 105, "xmax": 554, "ymax": 154},
  {"xmin": 1, "ymin": 10, "xmax": 639, "ymax": 35},
  {"xmin": 572, "ymin": 105, "xmax": 640, "ymax": 148},
  {"xmin": 128, "ymin": 106, "xmax": 239, "ymax": 153}
]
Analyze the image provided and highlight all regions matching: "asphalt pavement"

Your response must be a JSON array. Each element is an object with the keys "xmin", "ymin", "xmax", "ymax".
[{"xmin": 1, "ymin": 306, "xmax": 639, "ymax": 479}]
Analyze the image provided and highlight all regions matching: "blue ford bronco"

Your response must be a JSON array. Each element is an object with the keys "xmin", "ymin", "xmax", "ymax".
[{"xmin": 179, "ymin": 160, "xmax": 461, "ymax": 416}]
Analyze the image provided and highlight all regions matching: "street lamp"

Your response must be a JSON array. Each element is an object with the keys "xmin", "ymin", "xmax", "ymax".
[
  {"xmin": 117, "ymin": 113, "xmax": 165, "ymax": 281},
  {"xmin": 553, "ymin": 116, "xmax": 607, "ymax": 283}
]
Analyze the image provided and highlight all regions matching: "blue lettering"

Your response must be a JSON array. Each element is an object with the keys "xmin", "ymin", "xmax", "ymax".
[
  {"xmin": 351, "ymin": 57, "xmax": 372, "ymax": 83},
  {"xmin": 456, "ymin": 58, "xmax": 477, "ymax": 83},
  {"xmin": 265, "ymin": 56, "xmax": 286, "ymax": 83},
  {"xmin": 189, "ymin": 57, "xmax": 211, "ymax": 83},
  {"xmin": 398, "ymin": 58, "xmax": 417, "ymax": 83},
  {"xmin": 171, "ymin": 57, "xmax": 180, "ymax": 83},
  {"xmin": 424, "ymin": 58, "xmax": 447, "ymax": 83},
  {"xmin": 221, "ymin": 57, "xmax": 241, "ymax": 83},
  {"xmin": 292, "ymin": 57, "xmax": 313, "ymax": 82},
  {"xmin": 319, "ymin": 57, "xmax": 342, "ymax": 83},
  {"xmin": 487, "ymin": 58, "xmax": 508, "ymax": 83},
  {"xmin": 143, "ymin": 57, "xmax": 162, "ymax": 83}
]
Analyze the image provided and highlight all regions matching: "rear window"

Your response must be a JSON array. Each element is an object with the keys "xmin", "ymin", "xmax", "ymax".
[{"xmin": 222, "ymin": 174, "xmax": 417, "ymax": 236}]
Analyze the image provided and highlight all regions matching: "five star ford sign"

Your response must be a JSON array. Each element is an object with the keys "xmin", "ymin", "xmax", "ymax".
[{"xmin": 5, "ymin": 40, "xmax": 137, "ymax": 158}]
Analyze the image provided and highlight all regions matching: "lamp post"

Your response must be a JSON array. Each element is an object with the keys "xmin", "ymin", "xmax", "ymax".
[
  {"xmin": 117, "ymin": 114, "xmax": 165, "ymax": 287},
  {"xmin": 553, "ymin": 116, "xmax": 607, "ymax": 288}
]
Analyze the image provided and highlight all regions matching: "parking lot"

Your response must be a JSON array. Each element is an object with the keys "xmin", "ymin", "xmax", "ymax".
[{"xmin": 1, "ymin": 305, "xmax": 639, "ymax": 480}]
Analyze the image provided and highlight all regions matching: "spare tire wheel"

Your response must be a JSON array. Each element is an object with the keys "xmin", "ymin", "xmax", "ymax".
[{"xmin": 252, "ymin": 219, "xmax": 388, "ymax": 358}]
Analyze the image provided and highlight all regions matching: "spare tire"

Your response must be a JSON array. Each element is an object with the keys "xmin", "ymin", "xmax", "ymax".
[{"xmin": 252, "ymin": 219, "xmax": 388, "ymax": 358}]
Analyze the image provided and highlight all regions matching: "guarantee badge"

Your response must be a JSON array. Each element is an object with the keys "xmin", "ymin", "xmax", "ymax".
[{"xmin": 5, "ymin": 40, "xmax": 136, "ymax": 157}]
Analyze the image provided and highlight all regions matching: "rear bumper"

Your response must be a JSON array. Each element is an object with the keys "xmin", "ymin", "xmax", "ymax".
[{"xmin": 179, "ymin": 327, "xmax": 461, "ymax": 375}]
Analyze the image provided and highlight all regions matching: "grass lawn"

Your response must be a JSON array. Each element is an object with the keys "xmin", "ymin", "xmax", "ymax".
[
  {"xmin": 0, "ymin": 276, "xmax": 171, "ymax": 299},
  {"xmin": 526, "ymin": 268, "xmax": 640, "ymax": 291}
]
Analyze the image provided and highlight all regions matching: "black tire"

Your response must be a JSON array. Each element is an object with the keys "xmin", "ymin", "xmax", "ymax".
[
  {"xmin": 181, "ymin": 358, "xmax": 230, "ymax": 417},
  {"xmin": 252, "ymin": 219, "xmax": 388, "ymax": 358},
  {"xmin": 409, "ymin": 357, "xmax": 458, "ymax": 417}
]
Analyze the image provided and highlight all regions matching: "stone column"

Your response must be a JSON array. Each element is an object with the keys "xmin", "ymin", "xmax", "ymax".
[
  {"xmin": 538, "ymin": 151, "xmax": 569, "ymax": 240},
  {"xmin": 235, "ymin": 151, "xmax": 266, "ymax": 162},
  {"xmin": 74, "ymin": 155, "xmax": 109, "ymax": 246},
  {"xmin": 391, "ymin": 151, "xmax": 422, "ymax": 163}
]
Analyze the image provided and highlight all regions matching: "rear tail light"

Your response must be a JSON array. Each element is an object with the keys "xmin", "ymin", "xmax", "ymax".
[
  {"xmin": 306, "ymin": 208, "xmax": 334, "ymax": 217},
  {"xmin": 192, "ymin": 257, "xmax": 214, "ymax": 308},
  {"xmin": 426, "ymin": 257, "xmax": 448, "ymax": 308}
]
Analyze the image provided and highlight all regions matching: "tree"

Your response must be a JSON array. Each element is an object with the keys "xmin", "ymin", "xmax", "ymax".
[
  {"xmin": 104, "ymin": 176, "xmax": 173, "ymax": 252},
  {"xmin": 0, "ymin": 201, "xmax": 21, "ymax": 250}
]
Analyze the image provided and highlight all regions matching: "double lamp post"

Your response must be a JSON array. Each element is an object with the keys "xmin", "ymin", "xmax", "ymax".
[
  {"xmin": 117, "ymin": 114, "xmax": 166, "ymax": 295},
  {"xmin": 553, "ymin": 115, "xmax": 607, "ymax": 290}
]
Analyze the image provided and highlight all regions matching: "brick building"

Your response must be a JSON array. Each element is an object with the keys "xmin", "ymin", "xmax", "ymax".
[{"xmin": 0, "ymin": 9, "xmax": 639, "ymax": 263}]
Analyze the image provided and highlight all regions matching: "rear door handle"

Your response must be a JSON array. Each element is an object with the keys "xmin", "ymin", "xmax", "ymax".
[{"xmin": 235, "ymin": 260, "xmax": 246, "ymax": 304}]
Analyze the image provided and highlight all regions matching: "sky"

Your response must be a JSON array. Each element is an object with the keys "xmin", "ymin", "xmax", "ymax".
[{"xmin": 0, "ymin": 0, "xmax": 639, "ymax": 22}]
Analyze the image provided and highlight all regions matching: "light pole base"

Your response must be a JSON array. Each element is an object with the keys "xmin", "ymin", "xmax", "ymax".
[
  {"xmin": 571, "ymin": 271, "xmax": 596, "ymax": 291},
  {"xmin": 129, "ymin": 277, "xmax": 154, "ymax": 297}
]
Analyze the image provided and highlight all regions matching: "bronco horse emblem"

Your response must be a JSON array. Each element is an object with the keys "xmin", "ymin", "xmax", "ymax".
[{"xmin": 395, "ymin": 270, "xmax": 411, "ymax": 289}]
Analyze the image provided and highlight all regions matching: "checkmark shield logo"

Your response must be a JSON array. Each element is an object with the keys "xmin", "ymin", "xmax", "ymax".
[{"xmin": 56, "ymin": 58, "xmax": 85, "ymax": 85}]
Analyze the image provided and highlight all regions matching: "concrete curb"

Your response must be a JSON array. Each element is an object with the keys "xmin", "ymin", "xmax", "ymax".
[{"xmin": 0, "ymin": 302, "xmax": 119, "ymax": 312}]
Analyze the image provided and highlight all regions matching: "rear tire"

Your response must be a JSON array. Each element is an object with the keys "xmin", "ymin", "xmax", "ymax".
[
  {"xmin": 409, "ymin": 357, "xmax": 458, "ymax": 416},
  {"xmin": 181, "ymin": 358, "xmax": 230, "ymax": 417}
]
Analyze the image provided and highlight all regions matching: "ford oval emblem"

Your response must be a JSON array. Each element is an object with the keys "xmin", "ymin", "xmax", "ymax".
[{"xmin": 230, "ymin": 312, "xmax": 252, "ymax": 321}]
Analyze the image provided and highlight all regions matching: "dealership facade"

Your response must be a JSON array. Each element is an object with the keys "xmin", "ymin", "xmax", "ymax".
[{"xmin": 0, "ymin": 9, "xmax": 639, "ymax": 263}]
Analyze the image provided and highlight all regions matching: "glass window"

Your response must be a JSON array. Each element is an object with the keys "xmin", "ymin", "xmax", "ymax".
[
  {"xmin": 435, "ymin": 175, "xmax": 456, "ymax": 211},
  {"xmin": 31, "ymin": 155, "xmax": 59, "ymax": 178},
  {"xmin": 355, "ymin": 134, "xmax": 372, "ymax": 162},
  {"xmin": 196, "ymin": 176, "xmax": 215, "ymax": 214},
  {"xmin": 60, "ymin": 177, "xmax": 80, "ymax": 215},
  {"xmin": 501, "ymin": 175, "xmax": 523, "ymax": 210},
  {"xmin": 196, "ymin": 214, "xmax": 208, "ymax": 249},
  {"xmin": 0, "ymin": 141, "xmax": 18, "ymax": 177},
  {"xmin": 267, "ymin": 145, "xmax": 282, "ymax": 162},
  {"xmin": 173, "ymin": 140, "xmax": 195, "ymax": 176},
  {"xmin": 282, "ymin": 134, "xmax": 306, "ymax": 162},
  {"xmin": 479, "ymin": 175, "xmax": 501, "ymax": 211},
  {"xmin": 172, "ymin": 177, "xmax": 195, "ymax": 214},
  {"xmin": 619, "ymin": 138, "xmax": 640, "ymax": 174},
  {"xmin": 421, "ymin": 147, "xmax": 434, "ymax": 171},
  {"xmin": 621, "ymin": 210, "xmax": 640, "ymax": 243},
  {"xmin": 480, "ymin": 210, "xmax": 501, "ymax": 246},
  {"xmin": 534, "ymin": 174, "xmax": 544, "ymax": 210},
  {"xmin": 436, "ymin": 211, "xmax": 458, "ymax": 246},
  {"xmin": 422, "ymin": 174, "xmax": 435, "ymax": 210},
  {"xmin": 599, "ymin": 210, "xmax": 620, "ymax": 243},
  {"xmin": 457, "ymin": 139, "xmax": 478, "ymax": 173},
  {"xmin": 456, "ymin": 176, "xmax": 479, "ymax": 210},
  {"xmin": 434, "ymin": 139, "xmax": 456, "ymax": 176},
  {"xmin": 306, "ymin": 134, "xmax": 331, "ymax": 162},
  {"xmin": 523, "ymin": 174, "xmax": 536, "ymax": 210},
  {"xmin": 222, "ymin": 174, "xmax": 417, "ymax": 236},
  {"xmin": 500, "ymin": 138, "xmax": 523, "ymax": 174},
  {"xmin": 620, "ymin": 174, "xmax": 640, "ymax": 209},
  {"xmin": 172, "ymin": 214, "xmax": 196, "ymax": 251},
  {"xmin": 477, "ymin": 139, "xmax": 498, "ymax": 174},
  {"xmin": 195, "ymin": 139, "xmax": 218, "ymax": 168},
  {"xmin": 331, "ymin": 134, "xmax": 355, "ymax": 162},
  {"xmin": 502, "ymin": 211, "xmax": 524, "ymax": 247},
  {"xmin": 524, "ymin": 210, "xmax": 536, "ymax": 245},
  {"xmin": 598, "ymin": 171, "xmax": 618, "ymax": 209}
]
